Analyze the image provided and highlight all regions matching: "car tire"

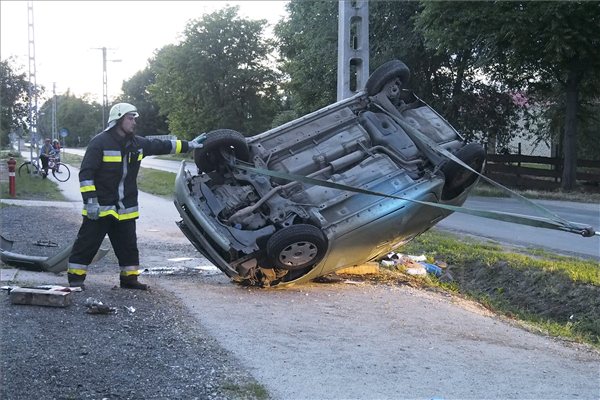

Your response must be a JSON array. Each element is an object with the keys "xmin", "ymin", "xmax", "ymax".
[
  {"xmin": 266, "ymin": 224, "xmax": 328, "ymax": 271},
  {"xmin": 365, "ymin": 60, "xmax": 411, "ymax": 96},
  {"xmin": 440, "ymin": 143, "xmax": 486, "ymax": 201},
  {"xmin": 194, "ymin": 129, "xmax": 250, "ymax": 172}
]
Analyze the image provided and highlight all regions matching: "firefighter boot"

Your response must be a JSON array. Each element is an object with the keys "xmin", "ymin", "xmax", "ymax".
[
  {"xmin": 68, "ymin": 273, "xmax": 86, "ymax": 290},
  {"xmin": 120, "ymin": 274, "xmax": 149, "ymax": 290}
]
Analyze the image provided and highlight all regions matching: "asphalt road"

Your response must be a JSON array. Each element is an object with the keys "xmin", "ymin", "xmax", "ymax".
[
  {"xmin": 63, "ymin": 147, "xmax": 600, "ymax": 260},
  {"xmin": 438, "ymin": 197, "xmax": 600, "ymax": 260}
]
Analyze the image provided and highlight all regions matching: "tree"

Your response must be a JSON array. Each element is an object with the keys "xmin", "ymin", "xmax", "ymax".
[
  {"xmin": 370, "ymin": 1, "xmax": 520, "ymax": 145},
  {"xmin": 417, "ymin": 1, "xmax": 600, "ymax": 190},
  {"xmin": 274, "ymin": 0, "xmax": 338, "ymax": 115},
  {"xmin": 274, "ymin": 1, "xmax": 520, "ymax": 145},
  {"xmin": 0, "ymin": 59, "xmax": 32, "ymax": 147},
  {"xmin": 117, "ymin": 68, "xmax": 169, "ymax": 137},
  {"xmin": 38, "ymin": 91, "xmax": 102, "ymax": 147},
  {"xmin": 149, "ymin": 6, "xmax": 282, "ymax": 137}
]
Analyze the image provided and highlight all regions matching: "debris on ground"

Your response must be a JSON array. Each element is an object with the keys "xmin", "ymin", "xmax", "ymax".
[
  {"xmin": 84, "ymin": 297, "xmax": 116, "ymax": 314},
  {"xmin": 8, "ymin": 286, "xmax": 73, "ymax": 307},
  {"xmin": 1, "ymin": 285, "xmax": 82, "ymax": 293},
  {"xmin": 379, "ymin": 252, "xmax": 446, "ymax": 277}
]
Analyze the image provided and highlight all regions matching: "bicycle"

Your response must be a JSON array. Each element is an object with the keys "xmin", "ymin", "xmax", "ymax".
[
  {"xmin": 46, "ymin": 155, "xmax": 71, "ymax": 182},
  {"xmin": 18, "ymin": 155, "xmax": 71, "ymax": 182},
  {"xmin": 18, "ymin": 158, "xmax": 41, "ymax": 176}
]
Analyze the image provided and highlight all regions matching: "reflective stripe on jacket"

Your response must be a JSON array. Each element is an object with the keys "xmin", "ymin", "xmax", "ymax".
[{"xmin": 79, "ymin": 130, "xmax": 190, "ymax": 220}]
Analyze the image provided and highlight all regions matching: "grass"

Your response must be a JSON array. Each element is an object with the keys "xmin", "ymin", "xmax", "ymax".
[
  {"xmin": 221, "ymin": 381, "xmax": 270, "ymax": 400},
  {"xmin": 0, "ymin": 152, "xmax": 67, "ymax": 201},
  {"xmin": 473, "ymin": 181, "xmax": 600, "ymax": 203},
  {"xmin": 154, "ymin": 152, "xmax": 193, "ymax": 161},
  {"xmin": 392, "ymin": 229, "xmax": 600, "ymax": 347},
  {"xmin": 137, "ymin": 168, "xmax": 176, "ymax": 199},
  {"xmin": 60, "ymin": 152, "xmax": 83, "ymax": 167},
  {"xmin": 403, "ymin": 229, "xmax": 600, "ymax": 285}
]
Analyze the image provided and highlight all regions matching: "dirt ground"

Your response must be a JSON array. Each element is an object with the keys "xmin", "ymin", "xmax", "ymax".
[{"xmin": 2, "ymin": 202, "xmax": 599, "ymax": 399}]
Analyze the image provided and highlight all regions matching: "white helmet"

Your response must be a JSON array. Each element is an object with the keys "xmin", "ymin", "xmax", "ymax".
[{"xmin": 105, "ymin": 103, "xmax": 139, "ymax": 130}]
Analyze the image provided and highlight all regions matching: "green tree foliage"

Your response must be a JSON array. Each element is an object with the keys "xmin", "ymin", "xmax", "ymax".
[
  {"xmin": 149, "ymin": 6, "xmax": 281, "ymax": 137},
  {"xmin": 38, "ymin": 91, "xmax": 102, "ymax": 147},
  {"xmin": 370, "ymin": 1, "xmax": 519, "ymax": 145},
  {"xmin": 274, "ymin": 1, "xmax": 519, "ymax": 144},
  {"xmin": 117, "ymin": 68, "xmax": 169, "ymax": 137},
  {"xmin": 0, "ymin": 59, "xmax": 32, "ymax": 147},
  {"xmin": 274, "ymin": 0, "xmax": 338, "ymax": 115},
  {"xmin": 417, "ymin": 1, "xmax": 600, "ymax": 190}
]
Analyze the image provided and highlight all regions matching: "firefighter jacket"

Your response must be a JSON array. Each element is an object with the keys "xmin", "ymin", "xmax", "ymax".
[{"xmin": 79, "ymin": 129, "xmax": 191, "ymax": 221}]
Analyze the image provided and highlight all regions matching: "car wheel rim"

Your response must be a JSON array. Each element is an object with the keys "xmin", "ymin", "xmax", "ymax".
[{"xmin": 278, "ymin": 241, "xmax": 318, "ymax": 267}]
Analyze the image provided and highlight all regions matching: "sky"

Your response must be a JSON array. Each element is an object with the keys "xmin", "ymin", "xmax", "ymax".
[{"xmin": 1, "ymin": 1, "xmax": 289, "ymax": 104}]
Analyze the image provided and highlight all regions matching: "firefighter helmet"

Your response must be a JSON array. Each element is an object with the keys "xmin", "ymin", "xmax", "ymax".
[{"xmin": 106, "ymin": 103, "xmax": 139, "ymax": 129}]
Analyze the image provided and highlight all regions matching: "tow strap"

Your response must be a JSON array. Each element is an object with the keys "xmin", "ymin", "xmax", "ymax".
[
  {"xmin": 232, "ymin": 107, "xmax": 597, "ymax": 237},
  {"xmin": 234, "ymin": 163, "xmax": 595, "ymax": 237}
]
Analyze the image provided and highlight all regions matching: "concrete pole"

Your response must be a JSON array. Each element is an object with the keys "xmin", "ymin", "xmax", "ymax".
[
  {"xmin": 102, "ymin": 46, "xmax": 108, "ymax": 128},
  {"xmin": 337, "ymin": 0, "xmax": 369, "ymax": 101},
  {"xmin": 27, "ymin": 1, "xmax": 38, "ymax": 164},
  {"xmin": 52, "ymin": 83, "xmax": 57, "ymax": 141}
]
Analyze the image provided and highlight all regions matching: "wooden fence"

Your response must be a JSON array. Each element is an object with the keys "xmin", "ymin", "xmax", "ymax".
[{"xmin": 483, "ymin": 152, "xmax": 600, "ymax": 191}]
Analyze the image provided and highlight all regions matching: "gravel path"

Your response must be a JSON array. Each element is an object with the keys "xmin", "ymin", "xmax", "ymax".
[{"xmin": 0, "ymin": 204, "xmax": 267, "ymax": 400}]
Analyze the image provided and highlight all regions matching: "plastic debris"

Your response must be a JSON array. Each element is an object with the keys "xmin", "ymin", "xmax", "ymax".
[
  {"xmin": 419, "ymin": 262, "xmax": 443, "ymax": 277},
  {"xmin": 406, "ymin": 265, "xmax": 427, "ymax": 276},
  {"xmin": 84, "ymin": 297, "xmax": 116, "ymax": 314},
  {"xmin": 380, "ymin": 252, "xmax": 445, "ymax": 277}
]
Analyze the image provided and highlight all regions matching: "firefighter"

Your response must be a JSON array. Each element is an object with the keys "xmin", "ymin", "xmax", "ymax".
[{"xmin": 67, "ymin": 103, "xmax": 204, "ymax": 290}]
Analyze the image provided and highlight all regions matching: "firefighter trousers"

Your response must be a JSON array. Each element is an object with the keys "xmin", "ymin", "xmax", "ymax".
[{"xmin": 69, "ymin": 217, "xmax": 139, "ymax": 268}]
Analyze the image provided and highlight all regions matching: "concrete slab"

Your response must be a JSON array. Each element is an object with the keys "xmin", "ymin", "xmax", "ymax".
[{"xmin": 9, "ymin": 287, "xmax": 72, "ymax": 307}]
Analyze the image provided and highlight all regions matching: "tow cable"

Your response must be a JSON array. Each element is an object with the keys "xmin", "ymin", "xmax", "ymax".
[{"xmin": 232, "ymin": 112, "xmax": 597, "ymax": 238}]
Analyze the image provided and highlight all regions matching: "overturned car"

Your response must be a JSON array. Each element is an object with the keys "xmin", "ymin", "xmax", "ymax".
[{"xmin": 174, "ymin": 60, "xmax": 486, "ymax": 287}]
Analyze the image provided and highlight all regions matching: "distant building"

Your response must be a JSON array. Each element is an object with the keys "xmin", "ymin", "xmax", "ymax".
[{"xmin": 507, "ymin": 92, "xmax": 553, "ymax": 157}]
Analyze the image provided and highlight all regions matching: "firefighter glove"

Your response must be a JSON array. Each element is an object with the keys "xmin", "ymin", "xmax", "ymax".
[
  {"xmin": 187, "ymin": 133, "xmax": 206, "ymax": 151},
  {"xmin": 85, "ymin": 198, "xmax": 100, "ymax": 220}
]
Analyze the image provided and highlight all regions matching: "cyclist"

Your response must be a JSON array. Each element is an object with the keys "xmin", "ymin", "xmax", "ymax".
[
  {"xmin": 52, "ymin": 139, "xmax": 61, "ymax": 172},
  {"xmin": 39, "ymin": 138, "xmax": 54, "ymax": 178}
]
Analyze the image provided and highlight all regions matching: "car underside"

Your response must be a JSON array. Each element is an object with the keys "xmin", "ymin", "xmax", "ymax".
[{"xmin": 174, "ymin": 60, "xmax": 485, "ymax": 287}]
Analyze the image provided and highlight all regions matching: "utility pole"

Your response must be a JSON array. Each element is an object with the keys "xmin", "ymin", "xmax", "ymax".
[
  {"xmin": 27, "ymin": 1, "xmax": 38, "ymax": 164},
  {"xmin": 52, "ymin": 82, "xmax": 57, "ymax": 142},
  {"xmin": 337, "ymin": 0, "xmax": 369, "ymax": 101},
  {"xmin": 92, "ymin": 47, "xmax": 121, "ymax": 128}
]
